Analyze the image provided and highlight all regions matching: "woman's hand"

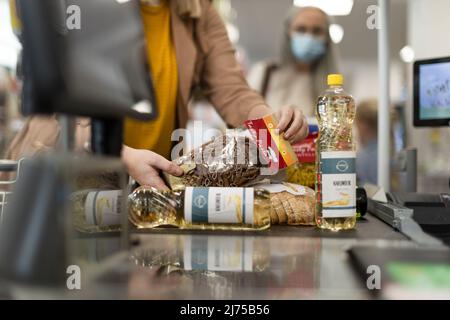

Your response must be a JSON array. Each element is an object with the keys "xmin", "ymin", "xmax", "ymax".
[
  {"xmin": 248, "ymin": 104, "xmax": 309, "ymax": 144},
  {"xmin": 276, "ymin": 105, "xmax": 308, "ymax": 144},
  {"xmin": 121, "ymin": 145, "xmax": 183, "ymax": 190}
]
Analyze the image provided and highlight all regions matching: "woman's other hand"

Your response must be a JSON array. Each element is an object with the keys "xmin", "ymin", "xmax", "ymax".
[
  {"xmin": 276, "ymin": 105, "xmax": 308, "ymax": 144},
  {"xmin": 121, "ymin": 146, "xmax": 183, "ymax": 190},
  {"xmin": 248, "ymin": 104, "xmax": 309, "ymax": 144}
]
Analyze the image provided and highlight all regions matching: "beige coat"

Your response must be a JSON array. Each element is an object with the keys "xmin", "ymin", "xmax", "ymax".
[{"xmin": 4, "ymin": 0, "xmax": 265, "ymax": 161}]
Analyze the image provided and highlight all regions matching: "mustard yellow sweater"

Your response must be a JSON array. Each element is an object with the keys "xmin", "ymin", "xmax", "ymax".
[{"xmin": 124, "ymin": 0, "xmax": 178, "ymax": 159}]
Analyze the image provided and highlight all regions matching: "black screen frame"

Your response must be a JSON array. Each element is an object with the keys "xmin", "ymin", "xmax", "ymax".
[
  {"xmin": 413, "ymin": 56, "xmax": 450, "ymax": 127},
  {"xmin": 17, "ymin": 0, "xmax": 158, "ymax": 121}
]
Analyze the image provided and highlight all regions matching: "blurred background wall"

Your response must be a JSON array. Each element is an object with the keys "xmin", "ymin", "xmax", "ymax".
[{"xmin": 406, "ymin": 0, "xmax": 450, "ymax": 192}]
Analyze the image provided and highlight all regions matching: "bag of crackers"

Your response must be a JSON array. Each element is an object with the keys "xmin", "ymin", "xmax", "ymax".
[{"xmin": 165, "ymin": 114, "xmax": 298, "ymax": 190}]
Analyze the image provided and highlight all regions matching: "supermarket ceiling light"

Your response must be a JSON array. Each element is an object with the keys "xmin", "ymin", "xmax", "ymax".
[
  {"xmin": 329, "ymin": 24, "xmax": 344, "ymax": 44},
  {"xmin": 399, "ymin": 45, "xmax": 415, "ymax": 63},
  {"xmin": 293, "ymin": 0, "xmax": 354, "ymax": 16}
]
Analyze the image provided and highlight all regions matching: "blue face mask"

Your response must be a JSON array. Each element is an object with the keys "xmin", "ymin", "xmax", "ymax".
[{"xmin": 290, "ymin": 32, "xmax": 326, "ymax": 63}]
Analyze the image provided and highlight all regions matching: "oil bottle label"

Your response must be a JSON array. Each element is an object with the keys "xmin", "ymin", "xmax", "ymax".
[
  {"xmin": 85, "ymin": 190, "xmax": 122, "ymax": 226},
  {"xmin": 184, "ymin": 187, "xmax": 254, "ymax": 224},
  {"xmin": 320, "ymin": 151, "xmax": 356, "ymax": 218}
]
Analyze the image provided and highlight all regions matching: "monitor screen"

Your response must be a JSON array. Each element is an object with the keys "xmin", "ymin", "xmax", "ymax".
[
  {"xmin": 414, "ymin": 57, "xmax": 450, "ymax": 127},
  {"xmin": 17, "ymin": 0, "xmax": 157, "ymax": 121}
]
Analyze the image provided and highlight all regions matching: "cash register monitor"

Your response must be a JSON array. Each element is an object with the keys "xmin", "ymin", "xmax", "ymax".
[
  {"xmin": 414, "ymin": 56, "xmax": 450, "ymax": 127},
  {"xmin": 17, "ymin": 0, "xmax": 158, "ymax": 155},
  {"xmin": 17, "ymin": 0, "xmax": 157, "ymax": 121}
]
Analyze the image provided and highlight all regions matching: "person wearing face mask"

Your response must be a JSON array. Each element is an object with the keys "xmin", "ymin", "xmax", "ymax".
[{"xmin": 248, "ymin": 6, "xmax": 339, "ymax": 118}]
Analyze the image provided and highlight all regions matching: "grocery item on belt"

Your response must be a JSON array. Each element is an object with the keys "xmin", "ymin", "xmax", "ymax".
[
  {"xmin": 165, "ymin": 131, "xmax": 266, "ymax": 190},
  {"xmin": 316, "ymin": 74, "xmax": 357, "ymax": 231},
  {"xmin": 260, "ymin": 182, "xmax": 316, "ymax": 226},
  {"xmin": 165, "ymin": 114, "xmax": 298, "ymax": 190},
  {"xmin": 244, "ymin": 113, "xmax": 298, "ymax": 174},
  {"xmin": 286, "ymin": 125, "xmax": 318, "ymax": 189},
  {"xmin": 128, "ymin": 186, "xmax": 272, "ymax": 231}
]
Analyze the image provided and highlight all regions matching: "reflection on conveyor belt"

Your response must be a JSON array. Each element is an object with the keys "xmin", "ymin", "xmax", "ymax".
[{"xmin": 126, "ymin": 235, "xmax": 322, "ymax": 299}]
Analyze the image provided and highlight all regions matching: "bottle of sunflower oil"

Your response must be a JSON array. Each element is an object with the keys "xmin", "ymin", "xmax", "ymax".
[
  {"xmin": 315, "ymin": 74, "xmax": 356, "ymax": 231},
  {"xmin": 128, "ymin": 187, "xmax": 271, "ymax": 231}
]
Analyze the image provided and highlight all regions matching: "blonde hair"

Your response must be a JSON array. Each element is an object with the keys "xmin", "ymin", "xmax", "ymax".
[{"xmin": 279, "ymin": 6, "xmax": 339, "ymax": 98}]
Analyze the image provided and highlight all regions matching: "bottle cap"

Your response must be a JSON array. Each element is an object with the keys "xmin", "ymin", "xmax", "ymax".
[{"xmin": 327, "ymin": 74, "xmax": 344, "ymax": 86}]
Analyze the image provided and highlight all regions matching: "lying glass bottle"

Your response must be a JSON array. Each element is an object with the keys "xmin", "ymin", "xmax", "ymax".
[
  {"xmin": 71, "ymin": 189, "xmax": 122, "ymax": 233},
  {"xmin": 128, "ymin": 187, "xmax": 271, "ymax": 231}
]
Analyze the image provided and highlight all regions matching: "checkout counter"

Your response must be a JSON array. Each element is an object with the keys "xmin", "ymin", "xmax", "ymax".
[
  {"xmin": 0, "ymin": 207, "xmax": 446, "ymax": 300},
  {"xmin": 82, "ymin": 214, "xmax": 419, "ymax": 300},
  {"xmin": 77, "ymin": 211, "xmax": 449, "ymax": 300}
]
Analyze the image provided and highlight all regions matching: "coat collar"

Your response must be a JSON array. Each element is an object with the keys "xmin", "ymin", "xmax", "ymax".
[
  {"xmin": 174, "ymin": 0, "xmax": 202, "ymax": 18},
  {"xmin": 170, "ymin": 0, "xmax": 197, "ymax": 107}
]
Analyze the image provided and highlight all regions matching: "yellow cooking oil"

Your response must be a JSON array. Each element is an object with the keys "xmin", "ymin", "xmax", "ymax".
[
  {"xmin": 128, "ymin": 187, "xmax": 271, "ymax": 231},
  {"xmin": 315, "ymin": 74, "xmax": 357, "ymax": 231}
]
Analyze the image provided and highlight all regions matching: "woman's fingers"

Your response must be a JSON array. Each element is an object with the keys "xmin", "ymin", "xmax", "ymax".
[
  {"xmin": 276, "ymin": 106, "xmax": 294, "ymax": 133},
  {"xmin": 122, "ymin": 146, "xmax": 181, "ymax": 190},
  {"xmin": 284, "ymin": 109, "xmax": 304, "ymax": 140},
  {"xmin": 147, "ymin": 152, "xmax": 183, "ymax": 176},
  {"xmin": 138, "ymin": 173, "xmax": 170, "ymax": 191},
  {"xmin": 276, "ymin": 106, "xmax": 309, "ymax": 143},
  {"xmin": 148, "ymin": 176, "xmax": 171, "ymax": 190},
  {"xmin": 289, "ymin": 121, "xmax": 309, "ymax": 144}
]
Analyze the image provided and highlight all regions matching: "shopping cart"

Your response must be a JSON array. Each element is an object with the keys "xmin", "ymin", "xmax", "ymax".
[{"xmin": 0, "ymin": 158, "xmax": 25, "ymax": 223}]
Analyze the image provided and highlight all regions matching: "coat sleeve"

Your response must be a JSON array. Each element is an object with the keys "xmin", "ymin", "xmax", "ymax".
[
  {"xmin": 3, "ymin": 116, "xmax": 91, "ymax": 161},
  {"xmin": 3, "ymin": 115, "xmax": 60, "ymax": 161},
  {"xmin": 198, "ymin": 0, "xmax": 267, "ymax": 127}
]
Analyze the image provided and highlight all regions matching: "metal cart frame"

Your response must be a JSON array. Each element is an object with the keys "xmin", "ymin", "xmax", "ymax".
[{"xmin": 0, "ymin": 158, "xmax": 25, "ymax": 222}]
